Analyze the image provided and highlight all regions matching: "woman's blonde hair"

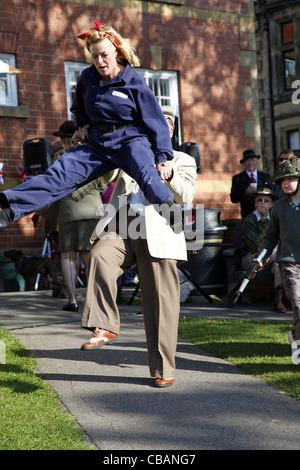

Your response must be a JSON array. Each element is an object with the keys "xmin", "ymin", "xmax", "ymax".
[{"xmin": 83, "ymin": 25, "xmax": 140, "ymax": 67}]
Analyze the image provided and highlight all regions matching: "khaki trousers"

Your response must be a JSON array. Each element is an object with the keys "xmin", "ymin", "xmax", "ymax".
[{"xmin": 81, "ymin": 225, "xmax": 180, "ymax": 379}]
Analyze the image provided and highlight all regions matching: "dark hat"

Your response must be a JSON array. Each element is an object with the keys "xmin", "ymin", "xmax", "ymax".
[
  {"xmin": 248, "ymin": 187, "xmax": 278, "ymax": 202},
  {"xmin": 53, "ymin": 120, "xmax": 76, "ymax": 138},
  {"xmin": 240, "ymin": 149, "xmax": 261, "ymax": 164}
]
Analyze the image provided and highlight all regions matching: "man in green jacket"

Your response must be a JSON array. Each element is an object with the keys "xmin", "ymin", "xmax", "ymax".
[{"xmin": 241, "ymin": 187, "xmax": 285, "ymax": 312}]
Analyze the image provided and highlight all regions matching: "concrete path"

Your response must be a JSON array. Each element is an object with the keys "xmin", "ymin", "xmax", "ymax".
[{"xmin": 0, "ymin": 289, "xmax": 299, "ymax": 450}]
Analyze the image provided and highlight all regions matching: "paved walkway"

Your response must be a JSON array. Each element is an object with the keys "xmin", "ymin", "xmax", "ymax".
[{"xmin": 0, "ymin": 288, "xmax": 299, "ymax": 450}]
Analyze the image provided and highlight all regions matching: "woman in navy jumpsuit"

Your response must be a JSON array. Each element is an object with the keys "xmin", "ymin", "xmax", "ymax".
[{"xmin": 0, "ymin": 22, "xmax": 177, "ymax": 230}]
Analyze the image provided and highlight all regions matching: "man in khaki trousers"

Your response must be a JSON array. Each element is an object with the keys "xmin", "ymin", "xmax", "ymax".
[{"xmin": 81, "ymin": 107, "xmax": 197, "ymax": 387}]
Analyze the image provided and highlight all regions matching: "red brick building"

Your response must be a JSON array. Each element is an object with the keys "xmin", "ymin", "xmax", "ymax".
[{"xmin": 0, "ymin": 0, "xmax": 259, "ymax": 252}]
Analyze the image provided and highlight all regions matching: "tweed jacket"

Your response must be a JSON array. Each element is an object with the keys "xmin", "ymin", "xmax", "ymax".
[{"xmin": 91, "ymin": 151, "xmax": 197, "ymax": 261}]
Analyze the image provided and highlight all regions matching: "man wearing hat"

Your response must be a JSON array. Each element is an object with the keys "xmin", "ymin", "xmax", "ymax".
[
  {"xmin": 80, "ymin": 106, "xmax": 197, "ymax": 388},
  {"xmin": 241, "ymin": 187, "xmax": 286, "ymax": 313},
  {"xmin": 53, "ymin": 120, "xmax": 77, "ymax": 148},
  {"xmin": 230, "ymin": 149, "xmax": 272, "ymax": 218},
  {"xmin": 161, "ymin": 106, "xmax": 175, "ymax": 127}
]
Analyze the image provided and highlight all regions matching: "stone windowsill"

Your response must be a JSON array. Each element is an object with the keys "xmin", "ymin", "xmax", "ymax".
[{"xmin": 0, "ymin": 105, "xmax": 29, "ymax": 118}]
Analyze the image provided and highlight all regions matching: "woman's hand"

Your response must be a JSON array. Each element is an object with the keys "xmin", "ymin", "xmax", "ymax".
[
  {"xmin": 156, "ymin": 161, "xmax": 173, "ymax": 181},
  {"xmin": 72, "ymin": 124, "xmax": 89, "ymax": 144}
]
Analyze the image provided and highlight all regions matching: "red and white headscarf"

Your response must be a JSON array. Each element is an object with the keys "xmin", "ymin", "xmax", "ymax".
[{"xmin": 77, "ymin": 22, "xmax": 121, "ymax": 48}]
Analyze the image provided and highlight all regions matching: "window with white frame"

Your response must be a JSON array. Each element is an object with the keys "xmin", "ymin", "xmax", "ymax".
[
  {"xmin": 0, "ymin": 53, "xmax": 18, "ymax": 106},
  {"xmin": 64, "ymin": 61, "xmax": 89, "ymax": 120},
  {"xmin": 136, "ymin": 68, "xmax": 180, "ymax": 141},
  {"xmin": 287, "ymin": 128, "xmax": 300, "ymax": 153},
  {"xmin": 136, "ymin": 69, "xmax": 178, "ymax": 108},
  {"xmin": 280, "ymin": 22, "xmax": 296, "ymax": 91}
]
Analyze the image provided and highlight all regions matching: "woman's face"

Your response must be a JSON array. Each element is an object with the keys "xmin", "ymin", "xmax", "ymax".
[
  {"xmin": 254, "ymin": 195, "xmax": 273, "ymax": 217},
  {"xmin": 90, "ymin": 38, "xmax": 118, "ymax": 83},
  {"xmin": 277, "ymin": 154, "xmax": 289, "ymax": 167}
]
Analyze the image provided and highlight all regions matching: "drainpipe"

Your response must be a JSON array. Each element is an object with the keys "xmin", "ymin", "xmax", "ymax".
[{"xmin": 263, "ymin": 16, "xmax": 277, "ymax": 171}]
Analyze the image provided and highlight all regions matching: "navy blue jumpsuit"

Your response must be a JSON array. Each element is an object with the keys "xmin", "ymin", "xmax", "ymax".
[{"xmin": 3, "ymin": 63, "xmax": 174, "ymax": 221}]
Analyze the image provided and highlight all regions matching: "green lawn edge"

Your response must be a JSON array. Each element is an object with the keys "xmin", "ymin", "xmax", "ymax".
[
  {"xmin": 178, "ymin": 317, "xmax": 300, "ymax": 401},
  {"xmin": 0, "ymin": 326, "xmax": 92, "ymax": 450}
]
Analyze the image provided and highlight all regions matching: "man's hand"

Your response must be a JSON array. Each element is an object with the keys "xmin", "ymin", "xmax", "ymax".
[
  {"xmin": 245, "ymin": 184, "xmax": 257, "ymax": 195},
  {"xmin": 72, "ymin": 124, "xmax": 89, "ymax": 144},
  {"xmin": 156, "ymin": 161, "xmax": 173, "ymax": 181}
]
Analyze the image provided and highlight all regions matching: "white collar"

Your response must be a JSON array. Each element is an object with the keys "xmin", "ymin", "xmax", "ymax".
[
  {"xmin": 246, "ymin": 169, "xmax": 258, "ymax": 178},
  {"xmin": 253, "ymin": 209, "xmax": 270, "ymax": 221}
]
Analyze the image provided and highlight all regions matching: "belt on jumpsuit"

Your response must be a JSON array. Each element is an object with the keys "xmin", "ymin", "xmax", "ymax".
[{"xmin": 91, "ymin": 122, "xmax": 133, "ymax": 133}]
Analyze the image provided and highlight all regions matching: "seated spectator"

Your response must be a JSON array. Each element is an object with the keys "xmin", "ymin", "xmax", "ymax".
[
  {"xmin": 241, "ymin": 187, "xmax": 287, "ymax": 313},
  {"xmin": 230, "ymin": 149, "xmax": 272, "ymax": 218}
]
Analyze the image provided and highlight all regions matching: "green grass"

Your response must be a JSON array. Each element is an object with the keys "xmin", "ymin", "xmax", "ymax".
[
  {"xmin": 0, "ymin": 327, "xmax": 92, "ymax": 450},
  {"xmin": 178, "ymin": 317, "xmax": 300, "ymax": 400}
]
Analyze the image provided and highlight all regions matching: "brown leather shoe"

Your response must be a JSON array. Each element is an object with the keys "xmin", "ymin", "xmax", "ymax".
[
  {"xmin": 81, "ymin": 328, "xmax": 118, "ymax": 350},
  {"xmin": 154, "ymin": 378, "xmax": 174, "ymax": 388}
]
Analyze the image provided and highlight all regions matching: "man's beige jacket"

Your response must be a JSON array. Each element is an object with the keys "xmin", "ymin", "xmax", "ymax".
[{"xmin": 91, "ymin": 151, "xmax": 197, "ymax": 261}]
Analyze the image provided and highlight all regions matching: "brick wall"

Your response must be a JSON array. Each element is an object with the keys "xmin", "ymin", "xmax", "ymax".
[{"xmin": 0, "ymin": 0, "xmax": 259, "ymax": 252}]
